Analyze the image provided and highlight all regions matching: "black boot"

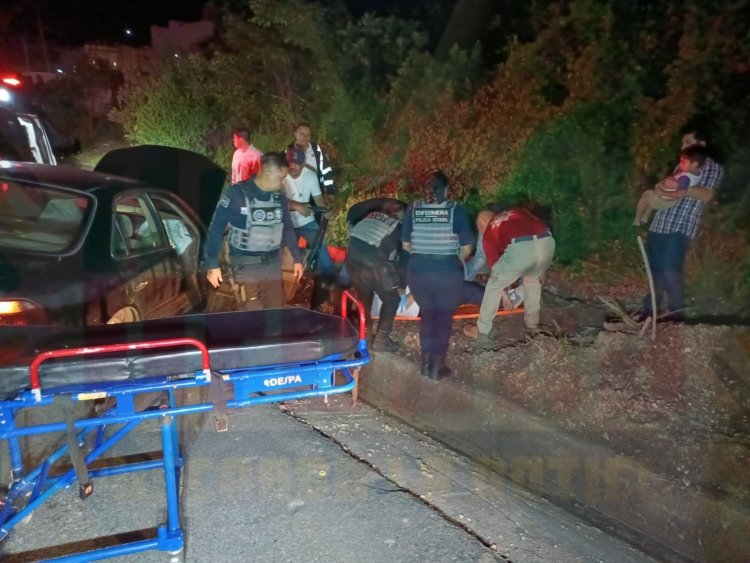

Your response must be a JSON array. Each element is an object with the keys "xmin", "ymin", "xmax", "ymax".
[
  {"xmin": 420, "ymin": 353, "xmax": 430, "ymax": 377},
  {"xmin": 371, "ymin": 331, "xmax": 399, "ymax": 352},
  {"xmin": 427, "ymin": 355, "xmax": 451, "ymax": 380}
]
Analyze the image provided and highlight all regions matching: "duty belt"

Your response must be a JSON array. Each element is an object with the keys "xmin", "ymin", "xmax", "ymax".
[{"xmin": 232, "ymin": 251, "xmax": 279, "ymax": 264}]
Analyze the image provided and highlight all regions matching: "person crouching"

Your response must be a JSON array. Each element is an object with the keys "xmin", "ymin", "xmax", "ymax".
[
  {"xmin": 346, "ymin": 200, "xmax": 406, "ymax": 352},
  {"xmin": 463, "ymin": 205, "xmax": 555, "ymax": 340}
]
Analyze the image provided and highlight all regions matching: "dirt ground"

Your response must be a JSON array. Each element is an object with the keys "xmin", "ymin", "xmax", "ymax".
[{"xmin": 384, "ymin": 270, "xmax": 750, "ymax": 505}]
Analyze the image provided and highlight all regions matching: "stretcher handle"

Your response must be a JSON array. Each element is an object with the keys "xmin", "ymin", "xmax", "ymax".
[
  {"xmin": 29, "ymin": 337, "xmax": 211, "ymax": 401},
  {"xmin": 341, "ymin": 289, "xmax": 366, "ymax": 341}
]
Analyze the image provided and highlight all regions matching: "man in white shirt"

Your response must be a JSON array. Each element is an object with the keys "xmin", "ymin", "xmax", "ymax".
[
  {"xmin": 286, "ymin": 122, "xmax": 336, "ymax": 197},
  {"xmin": 231, "ymin": 127, "xmax": 263, "ymax": 184},
  {"xmin": 283, "ymin": 147, "xmax": 335, "ymax": 276}
]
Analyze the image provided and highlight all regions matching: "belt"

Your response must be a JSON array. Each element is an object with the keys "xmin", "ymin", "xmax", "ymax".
[
  {"xmin": 413, "ymin": 254, "xmax": 458, "ymax": 261},
  {"xmin": 233, "ymin": 251, "xmax": 279, "ymax": 264},
  {"xmin": 511, "ymin": 232, "xmax": 551, "ymax": 244}
]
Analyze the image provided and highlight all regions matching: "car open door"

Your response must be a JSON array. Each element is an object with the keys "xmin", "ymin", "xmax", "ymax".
[{"xmin": 95, "ymin": 145, "xmax": 227, "ymax": 227}]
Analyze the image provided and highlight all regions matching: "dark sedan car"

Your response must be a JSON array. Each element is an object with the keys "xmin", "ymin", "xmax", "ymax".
[{"xmin": 0, "ymin": 149, "xmax": 226, "ymax": 326}]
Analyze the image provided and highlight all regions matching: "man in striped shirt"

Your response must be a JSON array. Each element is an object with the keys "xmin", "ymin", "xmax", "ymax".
[{"xmin": 634, "ymin": 127, "xmax": 724, "ymax": 322}]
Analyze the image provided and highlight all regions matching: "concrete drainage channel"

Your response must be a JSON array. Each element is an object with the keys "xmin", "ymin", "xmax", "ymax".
[{"xmin": 358, "ymin": 352, "xmax": 750, "ymax": 563}]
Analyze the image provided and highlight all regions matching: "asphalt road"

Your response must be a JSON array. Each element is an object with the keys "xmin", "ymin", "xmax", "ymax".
[{"xmin": 1, "ymin": 399, "xmax": 652, "ymax": 562}]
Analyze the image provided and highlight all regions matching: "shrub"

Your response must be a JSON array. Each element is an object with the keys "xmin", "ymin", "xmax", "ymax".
[{"xmin": 499, "ymin": 102, "xmax": 636, "ymax": 264}]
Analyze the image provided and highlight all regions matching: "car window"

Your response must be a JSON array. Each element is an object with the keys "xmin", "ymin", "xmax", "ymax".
[
  {"xmin": 16, "ymin": 114, "xmax": 56, "ymax": 165},
  {"xmin": 148, "ymin": 195, "xmax": 200, "ymax": 257},
  {"xmin": 0, "ymin": 180, "xmax": 91, "ymax": 252},
  {"xmin": 0, "ymin": 109, "xmax": 36, "ymax": 162},
  {"xmin": 112, "ymin": 195, "xmax": 166, "ymax": 257}
]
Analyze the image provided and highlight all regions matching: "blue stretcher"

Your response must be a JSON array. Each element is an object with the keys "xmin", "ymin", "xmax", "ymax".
[{"xmin": 0, "ymin": 291, "xmax": 369, "ymax": 562}]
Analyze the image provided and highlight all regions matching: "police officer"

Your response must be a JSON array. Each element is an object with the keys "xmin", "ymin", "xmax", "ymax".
[
  {"xmin": 205, "ymin": 152, "xmax": 303, "ymax": 310},
  {"xmin": 402, "ymin": 171, "xmax": 473, "ymax": 379},
  {"xmin": 347, "ymin": 199, "xmax": 406, "ymax": 352}
]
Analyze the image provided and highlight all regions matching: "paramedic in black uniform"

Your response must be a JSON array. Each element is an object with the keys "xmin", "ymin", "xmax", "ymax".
[
  {"xmin": 346, "ymin": 199, "xmax": 406, "ymax": 352},
  {"xmin": 402, "ymin": 171, "xmax": 473, "ymax": 380},
  {"xmin": 205, "ymin": 152, "xmax": 303, "ymax": 310}
]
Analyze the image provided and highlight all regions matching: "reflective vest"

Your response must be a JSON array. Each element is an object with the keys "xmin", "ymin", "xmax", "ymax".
[
  {"xmin": 350, "ymin": 212, "xmax": 399, "ymax": 249},
  {"xmin": 228, "ymin": 192, "xmax": 283, "ymax": 253},
  {"xmin": 410, "ymin": 200, "xmax": 458, "ymax": 256}
]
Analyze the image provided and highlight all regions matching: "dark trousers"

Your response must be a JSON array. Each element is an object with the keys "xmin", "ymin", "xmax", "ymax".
[
  {"xmin": 642, "ymin": 232, "xmax": 690, "ymax": 315},
  {"xmin": 230, "ymin": 253, "xmax": 283, "ymax": 310},
  {"xmin": 407, "ymin": 256, "xmax": 464, "ymax": 356},
  {"xmin": 461, "ymin": 281, "xmax": 485, "ymax": 306},
  {"xmin": 296, "ymin": 221, "xmax": 335, "ymax": 276},
  {"xmin": 347, "ymin": 257, "xmax": 400, "ymax": 335}
]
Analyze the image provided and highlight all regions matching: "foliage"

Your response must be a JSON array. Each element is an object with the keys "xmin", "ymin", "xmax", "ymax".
[
  {"xmin": 499, "ymin": 103, "xmax": 635, "ymax": 263},
  {"xmin": 686, "ymin": 212, "xmax": 750, "ymax": 314},
  {"xmin": 114, "ymin": 56, "xmax": 224, "ymax": 157},
  {"xmin": 107, "ymin": 0, "xmax": 750, "ymax": 300},
  {"xmin": 27, "ymin": 61, "xmax": 122, "ymax": 146}
]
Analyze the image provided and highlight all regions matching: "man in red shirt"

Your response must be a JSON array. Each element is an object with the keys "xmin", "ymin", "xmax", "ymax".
[
  {"xmin": 463, "ymin": 206, "xmax": 555, "ymax": 340},
  {"xmin": 231, "ymin": 127, "xmax": 263, "ymax": 184}
]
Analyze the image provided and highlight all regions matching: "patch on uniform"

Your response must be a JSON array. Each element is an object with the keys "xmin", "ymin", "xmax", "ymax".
[
  {"xmin": 414, "ymin": 209, "xmax": 450, "ymax": 223},
  {"xmin": 274, "ymin": 208, "xmax": 282, "ymax": 220},
  {"xmin": 219, "ymin": 195, "xmax": 230, "ymax": 208},
  {"xmin": 253, "ymin": 209, "xmax": 266, "ymax": 221}
]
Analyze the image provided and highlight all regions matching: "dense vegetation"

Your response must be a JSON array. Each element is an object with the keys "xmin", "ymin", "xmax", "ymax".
[{"xmin": 105, "ymin": 0, "xmax": 750, "ymax": 306}]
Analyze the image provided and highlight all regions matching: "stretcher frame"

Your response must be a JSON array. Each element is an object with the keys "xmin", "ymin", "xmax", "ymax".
[{"xmin": 0, "ymin": 291, "xmax": 369, "ymax": 562}]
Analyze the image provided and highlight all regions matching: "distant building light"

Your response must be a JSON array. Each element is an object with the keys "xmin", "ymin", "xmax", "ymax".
[
  {"xmin": 56, "ymin": 68, "xmax": 64, "ymax": 74},
  {"xmin": 174, "ymin": 53, "xmax": 179, "ymax": 58},
  {"xmin": 0, "ymin": 88, "xmax": 10, "ymax": 103},
  {"xmin": 125, "ymin": 28, "xmax": 133, "ymax": 36},
  {"xmin": 113, "ymin": 61, "xmax": 117, "ymax": 67}
]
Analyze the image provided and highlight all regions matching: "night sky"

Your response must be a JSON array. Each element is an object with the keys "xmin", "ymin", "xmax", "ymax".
[
  {"xmin": 2, "ymin": 0, "xmax": 208, "ymax": 47},
  {"xmin": 1, "ymin": 0, "xmax": 453, "ymax": 47}
]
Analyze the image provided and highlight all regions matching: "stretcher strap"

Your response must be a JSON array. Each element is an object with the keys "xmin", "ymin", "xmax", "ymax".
[{"xmin": 209, "ymin": 371, "xmax": 229, "ymax": 432}]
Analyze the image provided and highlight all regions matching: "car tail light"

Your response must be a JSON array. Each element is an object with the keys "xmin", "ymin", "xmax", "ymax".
[
  {"xmin": 1, "ymin": 76, "xmax": 21, "ymax": 87},
  {"xmin": 0, "ymin": 299, "xmax": 47, "ymax": 325}
]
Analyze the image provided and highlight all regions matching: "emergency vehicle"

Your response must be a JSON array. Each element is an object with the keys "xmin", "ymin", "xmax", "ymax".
[{"xmin": 0, "ymin": 72, "xmax": 79, "ymax": 165}]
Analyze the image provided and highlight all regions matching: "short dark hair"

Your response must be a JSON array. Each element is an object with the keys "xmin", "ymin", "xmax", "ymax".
[
  {"xmin": 294, "ymin": 121, "xmax": 311, "ymax": 131},
  {"xmin": 261, "ymin": 152, "xmax": 290, "ymax": 170},
  {"xmin": 382, "ymin": 200, "xmax": 405, "ymax": 218},
  {"xmin": 488, "ymin": 202, "xmax": 510, "ymax": 214},
  {"xmin": 680, "ymin": 145, "xmax": 708, "ymax": 165},
  {"xmin": 424, "ymin": 170, "xmax": 449, "ymax": 203},
  {"xmin": 233, "ymin": 127, "xmax": 251, "ymax": 141},
  {"xmin": 680, "ymin": 125, "xmax": 710, "ymax": 145}
]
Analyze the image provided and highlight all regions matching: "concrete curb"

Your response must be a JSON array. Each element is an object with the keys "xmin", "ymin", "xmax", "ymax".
[{"xmin": 359, "ymin": 352, "xmax": 750, "ymax": 563}]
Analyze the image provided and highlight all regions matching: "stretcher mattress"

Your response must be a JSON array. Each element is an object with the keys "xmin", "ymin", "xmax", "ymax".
[{"xmin": 0, "ymin": 308, "xmax": 360, "ymax": 399}]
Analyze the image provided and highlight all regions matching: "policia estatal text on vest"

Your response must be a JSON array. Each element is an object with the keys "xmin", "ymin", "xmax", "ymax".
[{"xmin": 205, "ymin": 152, "xmax": 303, "ymax": 310}]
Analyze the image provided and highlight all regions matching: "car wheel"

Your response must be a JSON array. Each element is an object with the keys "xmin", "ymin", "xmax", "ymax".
[{"xmin": 106, "ymin": 306, "xmax": 140, "ymax": 324}]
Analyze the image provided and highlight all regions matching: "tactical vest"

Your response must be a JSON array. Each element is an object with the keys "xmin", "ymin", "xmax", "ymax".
[
  {"xmin": 350, "ymin": 212, "xmax": 399, "ymax": 249},
  {"xmin": 410, "ymin": 200, "xmax": 459, "ymax": 256},
  {"xmin": 228, "ymin": 192, "xmax": 283, "ymax": 253}
]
